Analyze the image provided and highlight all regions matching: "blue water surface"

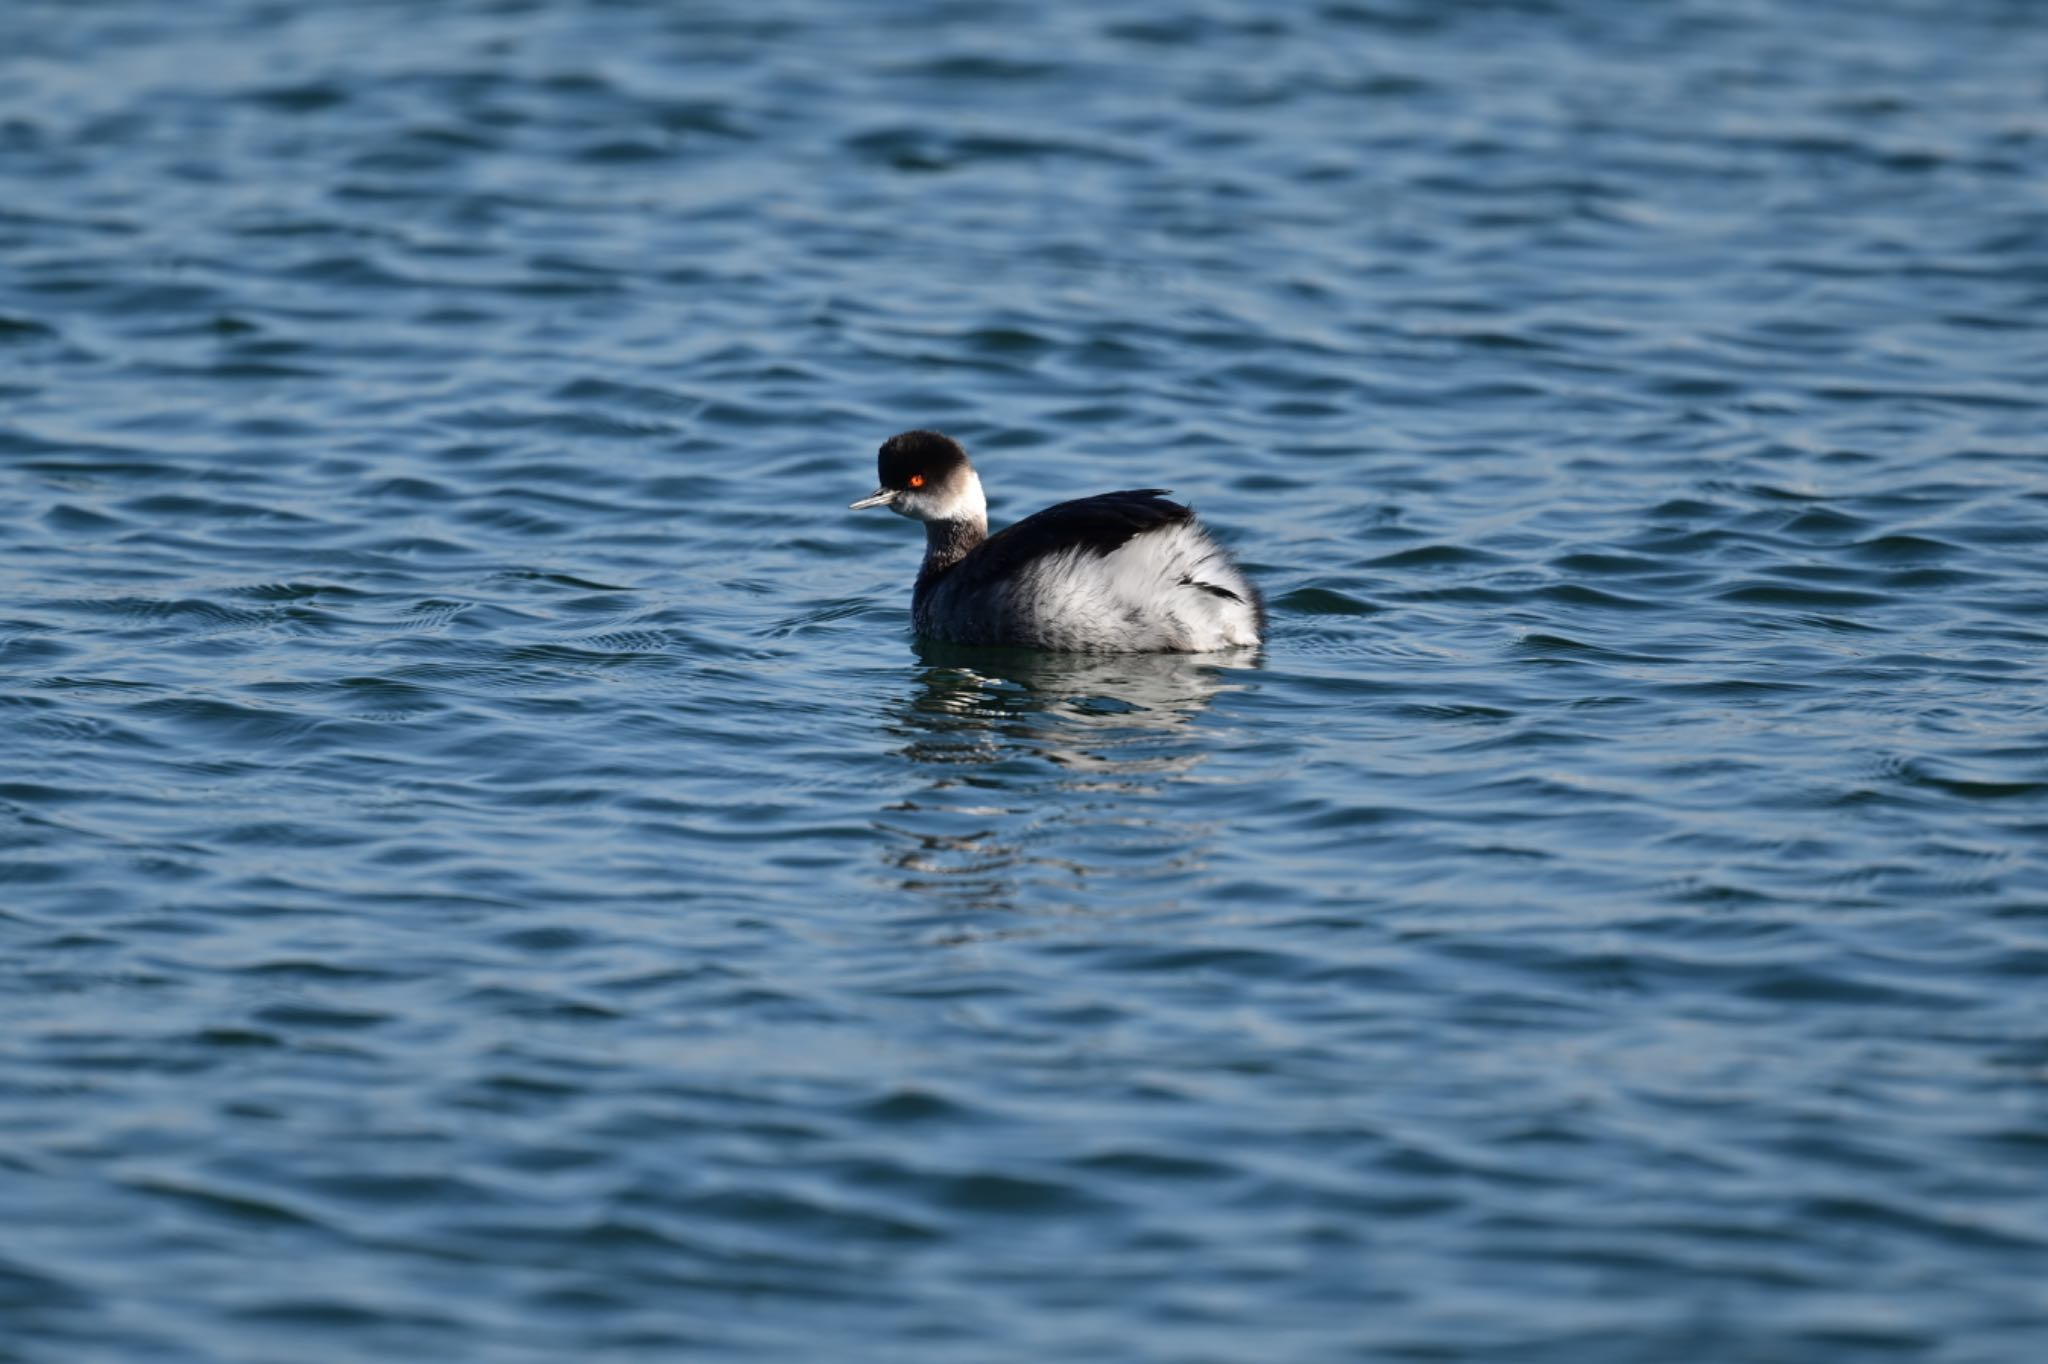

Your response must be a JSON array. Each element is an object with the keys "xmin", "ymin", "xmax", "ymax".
[{"xmin": 4, "ymin": 2, "xmax": 2047, "ymax": 1360}]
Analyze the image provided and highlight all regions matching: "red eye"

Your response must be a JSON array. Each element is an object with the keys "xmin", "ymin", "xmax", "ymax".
[{"xmin": 908, "ymin": 474, "xmax": 925, "ymax": 488}]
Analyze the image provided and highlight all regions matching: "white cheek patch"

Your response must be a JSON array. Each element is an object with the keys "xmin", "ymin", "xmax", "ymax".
[{"xmin": 897, "ymin": 471, "xmax": 986, "ymax": 524}]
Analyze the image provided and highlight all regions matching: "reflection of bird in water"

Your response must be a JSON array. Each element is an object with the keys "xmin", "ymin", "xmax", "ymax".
[
  {"xmin": 900, "ymin": 642, "xmax": 1234, "ymax": 774},
  {"xmin": 851, "ymin": 430, "xmax": 1263, "ymax": 653},
  {"xmin": 875, "ymin": 644, "xmax": 1255, "ymax": 922}
]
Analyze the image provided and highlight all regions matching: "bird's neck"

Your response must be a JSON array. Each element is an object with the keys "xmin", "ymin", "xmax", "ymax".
[
  {"xmin": 917, "ymin": 469, "xmax": 987, "ymax": 583},
  {"xmin": 920, "ymin": 513, "xmax": 986, "ymax": 581}
]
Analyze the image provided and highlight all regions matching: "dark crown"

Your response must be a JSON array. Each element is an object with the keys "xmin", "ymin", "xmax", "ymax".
[{"xmin": 878, "ymin": 430, "xmax": 969, "ymax": 490}]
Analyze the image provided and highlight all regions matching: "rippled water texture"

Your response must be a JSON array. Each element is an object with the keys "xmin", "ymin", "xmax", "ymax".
[{"xmin": 5, "ymin": 2, "xmax": 2048, "ymax": 1360}]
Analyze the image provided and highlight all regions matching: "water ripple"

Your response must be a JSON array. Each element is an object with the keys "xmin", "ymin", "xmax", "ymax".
[{"xmin": 3, "ymin": 0, "xmax": 2048, "ymax": 1360}]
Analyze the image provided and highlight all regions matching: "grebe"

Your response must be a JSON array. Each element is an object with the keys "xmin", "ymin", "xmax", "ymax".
[{"xmin": 850, "ymin": 430, "xmax": 1263, "ymax": 653}]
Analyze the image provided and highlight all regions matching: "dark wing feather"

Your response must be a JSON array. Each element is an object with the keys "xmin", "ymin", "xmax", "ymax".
[{"xmin": 951, "ymin": 490, "xmax": 1191, "ymax": 592}]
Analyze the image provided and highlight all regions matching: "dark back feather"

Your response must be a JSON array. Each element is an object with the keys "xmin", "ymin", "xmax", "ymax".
[{"xmin": 938, "ymin": 489, "xmax": 1191, "ymax": 595}]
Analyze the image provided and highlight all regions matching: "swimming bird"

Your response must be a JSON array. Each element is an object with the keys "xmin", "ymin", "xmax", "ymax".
[{"xmin": 850, "ymin": 430, "xmax": 1263, "ymax": 652}]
